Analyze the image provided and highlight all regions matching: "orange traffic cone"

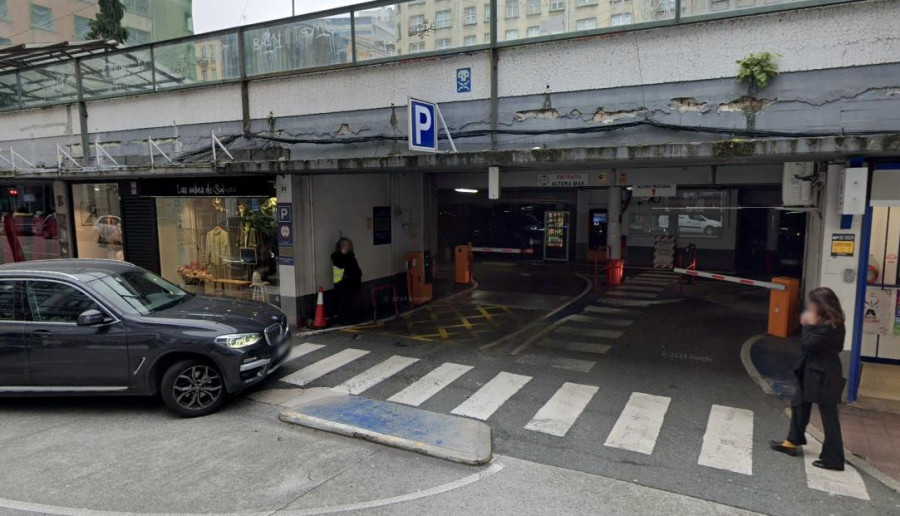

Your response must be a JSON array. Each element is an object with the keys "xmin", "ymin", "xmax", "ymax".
[{"xmin": 312, "ymin": 287, "xmax": 328, "ymax": 329}]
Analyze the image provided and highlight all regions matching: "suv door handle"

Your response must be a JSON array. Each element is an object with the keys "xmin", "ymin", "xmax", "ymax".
[{"xmin": 31, "ymin": 329, "xmax": 53, "ymax": 337}]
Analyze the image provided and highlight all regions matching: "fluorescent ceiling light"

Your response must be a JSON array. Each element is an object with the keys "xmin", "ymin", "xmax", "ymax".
[{"xmin": 455, "ymin": 188, "xmax": 479, "ymax": 193}]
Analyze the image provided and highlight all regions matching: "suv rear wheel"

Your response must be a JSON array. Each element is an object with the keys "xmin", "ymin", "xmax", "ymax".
[{"xmin": 160, "ymin": 359, "xmax": 227, "ymax": 417}]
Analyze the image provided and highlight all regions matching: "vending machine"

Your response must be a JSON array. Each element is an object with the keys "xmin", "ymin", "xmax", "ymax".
[
  {"xmin": 543, "ymin": 211, "xmax": 570, "ymax": 261},
  {"xmin": 587, "ymin": 209, "xmax": 608, "ymax": 262}
]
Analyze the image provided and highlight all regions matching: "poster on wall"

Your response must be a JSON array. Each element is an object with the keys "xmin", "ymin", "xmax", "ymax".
[
  {"xmin": 373, "ymin": 206, "xmax": 392, "ymax": 245},
  {"xmin": 895, "ymin": 290, "xmax": 900, "ymax": 336},
  {"xmin": 864, "ymin": 288, "xmax": 893, "ymax": 335}
]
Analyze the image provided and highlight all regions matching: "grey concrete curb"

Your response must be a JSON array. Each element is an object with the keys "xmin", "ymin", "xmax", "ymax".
[
  {"xmin": 741, "ymin": 334, "xmax": 900, "ymax": 494},
  {"xmin": 279, "ymin": 389, "xmax": 492, "ymax": 466}
]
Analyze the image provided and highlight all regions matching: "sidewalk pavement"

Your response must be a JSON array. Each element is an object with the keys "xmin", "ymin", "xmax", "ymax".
[{"xmin": 746, "ymin": 333, "xmax": 900, "ymax": 486}]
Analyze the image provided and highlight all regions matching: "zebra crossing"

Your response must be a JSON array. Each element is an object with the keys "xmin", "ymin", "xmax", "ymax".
[
  {"xmin": 268, "ymin": 340, "xmax": 871, "ymax": 500},
  {"xmin": 538, "ymin": 269, "xmax": 678, "ymax": 356}
]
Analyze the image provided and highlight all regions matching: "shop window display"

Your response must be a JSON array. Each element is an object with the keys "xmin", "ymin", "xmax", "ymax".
[
  {"xmin": 156, "ymin": 196, "xmax": 279, "ymax": 305},
  {"xmin": 72, "ymin": 183, "xmax": 124, "ymax": 260}
]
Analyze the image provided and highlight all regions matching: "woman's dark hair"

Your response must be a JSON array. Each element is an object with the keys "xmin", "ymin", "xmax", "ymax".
[
  {"xmin": 335, "ymin": 237, "xmax": 352, "ymax": 252},
  {"xmin": 808, "ymin": 287, "xmax": 845, "ymax": 328}
]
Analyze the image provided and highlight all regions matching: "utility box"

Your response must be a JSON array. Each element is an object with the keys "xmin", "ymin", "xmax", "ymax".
[
  {"xmin": 455, "ymin": 244, "xmax": 472, "ymax": 284},
  {"xmin": 768, "ymin": 277, "xmax": 800, "ymax": 338},
  {"xmin": 406, "ymin": 251, "xmax": 433, "ymax": 306}
]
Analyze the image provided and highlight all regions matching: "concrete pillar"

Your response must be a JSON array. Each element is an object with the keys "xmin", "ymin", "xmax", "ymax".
[
  {"xmin": 607, "ymin": 185, "xmax": 624, "ymax": 285},
  {"xmin": 276, "ymin": 174, "xmax": 314, "ymax": 328},
  {"xmin": 765, "ymin": 209, "xmax": 781, "ymax": 272}
]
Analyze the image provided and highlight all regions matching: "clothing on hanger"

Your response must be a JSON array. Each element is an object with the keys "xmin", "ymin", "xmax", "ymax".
[{"xmin": 206, "ymin": 226, "xmax": 231, "ymax": 266}]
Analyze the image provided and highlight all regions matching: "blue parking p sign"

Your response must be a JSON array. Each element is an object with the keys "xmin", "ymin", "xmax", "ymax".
[{"xmin": 408, "ymin": 98, "xmax": 438, "ymax": 152}]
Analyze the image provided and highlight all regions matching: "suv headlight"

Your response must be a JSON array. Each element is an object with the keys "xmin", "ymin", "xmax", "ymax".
[{"xmin": 215, "ymin": 333, "xmax": 263, "ymax": 349}]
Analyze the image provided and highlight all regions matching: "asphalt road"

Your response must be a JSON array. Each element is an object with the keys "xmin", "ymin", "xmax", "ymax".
[{"xmin": 0, "ymin": 264, "xmax": 898, "ymax": 515}]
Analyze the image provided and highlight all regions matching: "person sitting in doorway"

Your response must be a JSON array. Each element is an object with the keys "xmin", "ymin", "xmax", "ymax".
[{"xmin": 331, "ymin": 237, "xmax": 362, "ymax": 324}]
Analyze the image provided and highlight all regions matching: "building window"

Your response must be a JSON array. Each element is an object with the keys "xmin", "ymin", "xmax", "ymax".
[
  {"xmin": 184, "ymin": 12, "xmax": 193, "ymax": 31},
  {"xmin": 527, "ymin": 26, "xmax": 541, "ymax": 37},
  {"xmin": 709, "ymin": 0, "xmax": 730, "ymax": 9},
  {"xmin": 0, "ymin": 0, "xmax": 8, "ymax": 22},
  {"xmin": 505, "ymin": 0, "xmax": 519, "ymax": 19},
  {"xmin": 435, "ymin": 9, "xmax": 452, "ymax": 29},
  {"xmin": 409, "ymin": 14, "xmax": 426, "ymax": 31},
  {"xmin": 527, "ymin": 0, "xmax": 541, "ymax": 15},
  {"xmin": 127, "ymin": 28, "xmax": 151, "ymax": 45},
  {"xmin": 464, "ymin": 35, "xmax": 478, "ymax": 46},
  {"xmin": 74, "ymin": 15, "xmax": 92, "ymax": 39},
  {"xmin": 435, "ymin": 38, "xmax": 451, "ymax": 50},
  {"xmin": 484, "ymin": 3, "xmax": 491, "ymax": 22},
  {"xmin": 610, "ymin": 12, "xmax": 633, "ymax": 25},
  {"xmin": 30, "ymin": 4, "xmax": 54, "ymax": 31},
  {"xmin": 484, "ymin": 33, "xmax": 491, "ymax": 43},
  {"xmin": 576, "ymin": 0, "xmax": 599, "ymax": 6},
  {"xmin": 550, "ymin": 0, "xmax": 566, "ymax": 11},
  {"xmin": 505, "ymin": 29, "xmax": 518, "ymax": 40},
  {"xmin": 409, "ymin": 41, "xmax": 425, "ymax": 53},
  {"xmin": 464, "ymin": 6, "xmax": 477, "ymax": 25},
  {"xmin": 123, "ymin": 0, "xmax": 150, "ymax": 17},
  {"xmin": 575, "ymin": 18, "xmax": 597, "ymax": 30}
]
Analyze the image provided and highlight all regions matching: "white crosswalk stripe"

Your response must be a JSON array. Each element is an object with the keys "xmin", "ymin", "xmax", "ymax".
[
  {"xmin": 538, "ymin": 339, "xmax": 611, "ymax": 355},
  {"xmin": 285, "ymin": 342, "xmax": 326, "ymax": 363},
  {"xmin": 555, "ymin": 326, "xmax": 624, "ymax": 339},
  {"xmin": 803, "ymin": 435, "xmax": 870, "ymax": 500},
  {"xmin": 525, "ymin": 382, "xmax": 599, "ymax": 437},
  {"xmin": 451, "ymin": 371, "xmax": 532, "ymax": 420},
  {"xmin": 617, "ymin": 285, "xmax": 665, "ymax": 292},
  {"xmin": 567, "ymin": 314, "xmax": 634, "ymax": 326},
  {"xmin": 583, "ymin": 305, "xmax": 639, "ymax": 315},
  {"xmin": 607, "ymin": 290, "xmax": 660, "ymax": 299},
  {"xmin": 698, "ymin": 405, "xmax": 754, "ymax": 475},
  {"xmin": 604, "ymin": 392, "xmax": 671, "ymax": 455},
  {"xmin": 387, "ymin": 362, "xmax": 473, "ymax": 406},
  {"xmin": 280, "ymin": 348, "xmax": 369, "ymax": 386},
  {"xmin": 332, "ymin": 355, "xmax": 419, "ymax": 395},
  {"xmin": 598, "ymin": 298, "xmax": 652, "ymax": 307}
]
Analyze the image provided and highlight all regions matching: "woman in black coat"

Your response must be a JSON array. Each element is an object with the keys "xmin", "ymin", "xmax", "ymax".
[
  {"xmin": 331, "ymin": 237, "xmax": 362, "ymax": 324},
  {"xmin": 770, "ymin": 287, "xmax": 846, "ymax": 470}
]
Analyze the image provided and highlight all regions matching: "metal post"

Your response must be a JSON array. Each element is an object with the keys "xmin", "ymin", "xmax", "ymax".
[
  {"xmin": 74, "ymin": 59, "xmax": 91, "ymax": 167},
  {"xmin": 238, "ymin": 26, "xmax": 250, "ymax": 134},
  {"xmin": 675, "ymin": 0, "xmax": 682, "ymax": 23},
  {"xmin": 149, "ymin": 45, "xmax": 157, "ymax": 91},
  {"xmin": 350, "ymin": 9, "xmax": 357, "ymax": 64},
  {"xmin": 489, "ymin": 0, "xmax": 499, "ymax": 151},
  {"xmin": 14, "ymin": 71, "xmax": 22, "ymax": 109},
  {"xmin": 847, "ymin": 204, "xmax": 872, "ymax": 403}
]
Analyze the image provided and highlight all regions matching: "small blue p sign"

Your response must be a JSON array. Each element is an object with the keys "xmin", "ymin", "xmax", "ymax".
[{"xmin": 408, "ymin": 98, "xmax": 437, "ymax": 152}]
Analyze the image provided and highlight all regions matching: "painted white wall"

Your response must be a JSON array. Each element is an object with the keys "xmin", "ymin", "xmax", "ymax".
[
  {"xmin": 498, "ymin": 0, "xmax": 900, "ymax": 97},
  {"xmin": 0, "ymin": 103, "xmax": 75, "ymax": 141},
  {"xmin": 806, "ymin": 164, "xmax": 862, "ymax": 351},
  {"xmin": 87, "ymin": 83, "xmax": 243, "ymax": 133},
  {"xmin": 248, "ymin": 52, "xmax": 491, "ymax": 119}
]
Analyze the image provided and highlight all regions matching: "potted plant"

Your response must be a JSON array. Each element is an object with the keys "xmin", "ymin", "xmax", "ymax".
[{"xmin": 176, "ymin": 263, "xmax": 213, "ymax": 286}]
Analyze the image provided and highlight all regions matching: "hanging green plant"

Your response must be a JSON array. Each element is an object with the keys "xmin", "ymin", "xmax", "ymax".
[{"xmin": 736, "ymin": 52, "xmax": 779, "ymax": 92}]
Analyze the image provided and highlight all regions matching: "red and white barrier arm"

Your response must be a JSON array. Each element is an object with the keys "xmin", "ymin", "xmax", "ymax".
[
  {"xmin": 673, "ymin": 268, "xmax": 786, "ymax": 291},
  {"xmin": 470, "ymin": 247, "xmax": 534, "ymax": 255}
]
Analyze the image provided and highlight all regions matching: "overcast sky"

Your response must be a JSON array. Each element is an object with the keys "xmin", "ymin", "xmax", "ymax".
[{"xmin": 192, "ymin": 1, "xmax": 362, "ymax": 34}]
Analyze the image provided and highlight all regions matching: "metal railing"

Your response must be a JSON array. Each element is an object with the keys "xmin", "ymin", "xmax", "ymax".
[{"xmin": 0, "ymin": 0, "xmax": 859, "ymax": 113}]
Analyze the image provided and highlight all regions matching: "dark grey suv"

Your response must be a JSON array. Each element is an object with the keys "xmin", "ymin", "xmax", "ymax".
[{"xmin": 0, "ymin": 259, "xmax": 291, "ymax": 417}]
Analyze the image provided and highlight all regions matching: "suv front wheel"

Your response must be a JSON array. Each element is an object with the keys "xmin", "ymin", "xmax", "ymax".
[{"xmin": 160, "ymin": 359, "xmax": 227, "ymax": 417}]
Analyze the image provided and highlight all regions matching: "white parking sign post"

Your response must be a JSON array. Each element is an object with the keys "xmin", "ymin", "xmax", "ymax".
[{"xmin": 408, "ymin": 97, "xmax": 457, "ymax": 154}]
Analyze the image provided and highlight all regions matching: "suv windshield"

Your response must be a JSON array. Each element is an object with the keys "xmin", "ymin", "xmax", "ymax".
[{"xmin": 93, "ymin": 270, "xmax": 192, "ymax": 315}]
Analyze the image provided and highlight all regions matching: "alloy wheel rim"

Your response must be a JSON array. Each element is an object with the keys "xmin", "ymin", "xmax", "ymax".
[{"xmin": 172, "ymin": 365, "xmax": 223, "ymax": 410}]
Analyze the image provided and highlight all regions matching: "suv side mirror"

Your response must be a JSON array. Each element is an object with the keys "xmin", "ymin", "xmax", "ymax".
[{"xmin": 77, "ymin": 309, "xmax": 105, "ymax": 327}]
